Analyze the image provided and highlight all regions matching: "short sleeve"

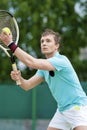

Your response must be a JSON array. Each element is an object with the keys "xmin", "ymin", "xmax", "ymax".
[{"xmin": 47, "ymin": 56, "xmax": 68, "ymax": 71}]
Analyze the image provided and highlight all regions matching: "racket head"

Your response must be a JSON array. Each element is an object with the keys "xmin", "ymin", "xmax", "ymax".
[
  {"xmin": 0, "ymin": 10, "xmax": 21, "ymax": 85},
  {"xmin": 0, "ymin": 10, "xmax": 19, "ymax": 49}
]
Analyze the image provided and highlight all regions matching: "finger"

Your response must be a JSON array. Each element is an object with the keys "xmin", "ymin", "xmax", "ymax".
[
  {"xmin": 10, "ymin": 70, "xmax": 21, "ymax": 79},
  {"xmin": 10, "ymin": 73, "xmax": 18, "ymax": 81}
]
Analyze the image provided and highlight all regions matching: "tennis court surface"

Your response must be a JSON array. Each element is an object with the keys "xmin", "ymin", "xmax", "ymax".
[{"xmin": 0, "ymin": 119, "xmax": 50, "ymax": 130}]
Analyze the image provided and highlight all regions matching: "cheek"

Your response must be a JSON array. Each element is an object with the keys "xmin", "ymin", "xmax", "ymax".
[{"xmin": 50, "ymin": 45, "xmax": 57, "ymax": 51}]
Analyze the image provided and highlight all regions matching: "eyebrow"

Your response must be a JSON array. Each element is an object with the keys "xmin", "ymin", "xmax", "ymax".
[{"xmin": 41, "ymin": 37, "xmax": 51, "ymax": 42}]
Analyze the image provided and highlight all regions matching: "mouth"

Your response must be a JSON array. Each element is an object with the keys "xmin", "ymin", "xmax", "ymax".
[{"xmin": 42, "ymin": 47, "xmax": 48, "ymax": 50}]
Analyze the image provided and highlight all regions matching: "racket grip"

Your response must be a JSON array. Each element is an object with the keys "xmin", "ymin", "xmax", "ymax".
[{"xmin": 12, "ymin": 63, "xmax": 21, "ymax": 85}]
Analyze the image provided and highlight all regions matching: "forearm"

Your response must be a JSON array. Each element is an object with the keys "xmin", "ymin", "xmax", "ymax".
[
  {"xmin": 14, "ymin": 47, "xmax": 36, "ymax": 68},
  {"xmin": 9, "ymin": 43, "xmax": 55, "ymax": 70},
  {"xmin": 19, "ymin": 77, "xmax": 31, "ymax": 91},
  {"xmin": 19, "ymin": 74, "xmax": 44, "ymax": 91}
]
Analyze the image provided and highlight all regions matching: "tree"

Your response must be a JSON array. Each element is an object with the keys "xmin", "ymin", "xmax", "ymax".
[{"xmin": 0, "ymin": 0, "xmax": 87, "ymax": 82}]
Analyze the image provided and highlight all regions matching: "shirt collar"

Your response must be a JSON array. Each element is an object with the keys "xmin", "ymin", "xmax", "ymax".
[{"xmin": 53, "ymin": 52, "xmax": 59, "ymax": 57}]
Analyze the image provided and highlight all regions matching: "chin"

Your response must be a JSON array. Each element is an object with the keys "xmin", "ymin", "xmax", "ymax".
[{"xmin": 42, "ymin": 51, "xmax": 49, "ymax": 55}]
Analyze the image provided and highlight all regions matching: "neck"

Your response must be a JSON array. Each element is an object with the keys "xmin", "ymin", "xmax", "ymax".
[{"xmin": 45, "ymin": 51, "xmax": 58, "ymax": 58}]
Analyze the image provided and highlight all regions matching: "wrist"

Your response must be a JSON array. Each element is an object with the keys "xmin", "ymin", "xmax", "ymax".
[{"xmin": 8, "ymin": 42, "xmax": 18, "ymax": 53}]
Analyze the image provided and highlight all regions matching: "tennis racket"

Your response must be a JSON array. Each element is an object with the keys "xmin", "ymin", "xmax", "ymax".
[{"xmin": 0, "ymin": 10, "xmax": 21, "ymax": 85}]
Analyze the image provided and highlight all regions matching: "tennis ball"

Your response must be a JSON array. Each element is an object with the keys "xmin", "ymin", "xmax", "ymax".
[{"xmin": 2, "ymin": 27, "xmax": 11, "ymax": 35}]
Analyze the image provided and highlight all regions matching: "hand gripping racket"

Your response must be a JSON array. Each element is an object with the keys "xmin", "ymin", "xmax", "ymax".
[{"xmin": 0, "ymin": 10, "xmax": 21, "ymax": 85}]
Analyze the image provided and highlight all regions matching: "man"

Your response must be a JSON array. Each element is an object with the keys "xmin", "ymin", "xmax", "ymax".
[{"xmin": 0, "ymin": 29, "xmax": 87, "ymax": 130}]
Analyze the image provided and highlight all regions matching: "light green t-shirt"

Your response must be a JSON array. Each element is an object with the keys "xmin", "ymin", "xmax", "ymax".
[{"xmin": 36, "ymin": 52, "xmax": 87, "ymax": 111}]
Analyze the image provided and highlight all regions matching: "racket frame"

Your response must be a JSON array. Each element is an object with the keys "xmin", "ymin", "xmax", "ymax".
[{"xmin": 0, "ymin": 10, "xmax": 21, "ymax": 85}]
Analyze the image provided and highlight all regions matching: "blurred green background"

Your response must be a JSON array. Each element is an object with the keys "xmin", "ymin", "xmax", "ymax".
[
  {"xmin": 0, "ymin": 0, "xmax": 87, "ymax": 130},
  {"xmin": 0, "ymin": 0, "xmax": 87, "ymax": 82}
]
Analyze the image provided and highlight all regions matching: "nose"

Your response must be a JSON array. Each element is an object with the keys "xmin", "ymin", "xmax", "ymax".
[{"xmin": 41, "ymin": 41, "xmax": 47, "ymax": 46}]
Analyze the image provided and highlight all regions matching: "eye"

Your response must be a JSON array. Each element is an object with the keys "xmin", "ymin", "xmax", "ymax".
[{"xmin": 46, "ymin": 39, "xmax": 51, "ymax": 42}]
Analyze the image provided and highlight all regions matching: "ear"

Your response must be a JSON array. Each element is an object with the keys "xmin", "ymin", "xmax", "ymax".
[{"xmin": 56, "ymin": 43, "xmax": 60, "ymax": 50}]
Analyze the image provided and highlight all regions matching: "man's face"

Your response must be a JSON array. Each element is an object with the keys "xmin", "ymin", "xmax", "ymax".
[{"xmin": 40, "ymin": 34, "xmax": 59, "ymax": 56}]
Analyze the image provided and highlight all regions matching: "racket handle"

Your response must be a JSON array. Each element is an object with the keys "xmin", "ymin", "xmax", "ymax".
[{"xmin": 12, "ymin": 63, "xmax": 21, "ymax": 85}]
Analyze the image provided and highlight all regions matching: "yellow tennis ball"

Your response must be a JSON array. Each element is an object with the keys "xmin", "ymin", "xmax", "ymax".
[{"xmin": 2, "ymin": 27, "xmax": 11, "ymax": 35}]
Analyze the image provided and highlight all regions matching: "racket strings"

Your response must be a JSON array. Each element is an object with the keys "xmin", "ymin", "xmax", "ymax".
[{"xmin": 0, "ymin": 12, "xmax": 17, "ymax": 48}]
